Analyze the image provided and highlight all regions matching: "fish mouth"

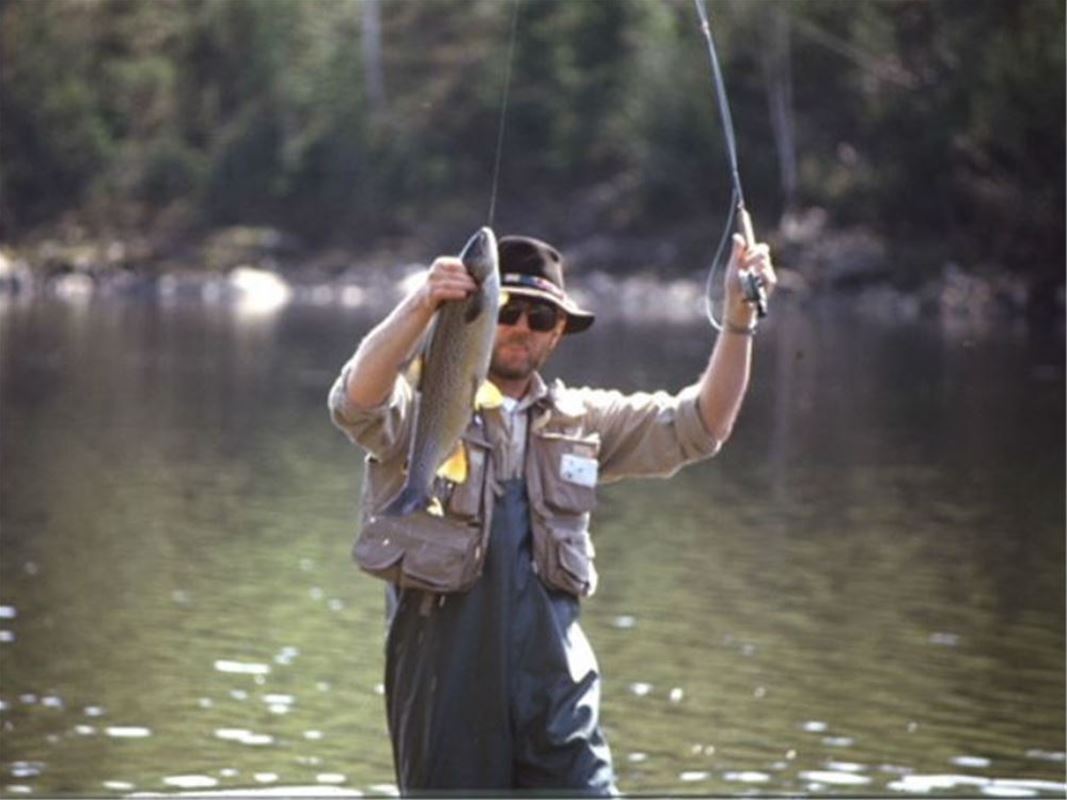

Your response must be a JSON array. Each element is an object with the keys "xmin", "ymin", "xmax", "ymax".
[{"xmin": 460, "ymin": 227, "xmax": 498, "ymax": 281}]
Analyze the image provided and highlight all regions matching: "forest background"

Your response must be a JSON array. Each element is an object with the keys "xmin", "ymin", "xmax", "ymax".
[{"xmin": 1, "ymin": 0, "xmax": 1064, "ymax": 317}]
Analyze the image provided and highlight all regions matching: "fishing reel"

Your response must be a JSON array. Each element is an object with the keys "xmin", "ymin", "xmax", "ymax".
[{"xmin": 741, "ymin": 270, "xmax": 768, "ymax": 318}]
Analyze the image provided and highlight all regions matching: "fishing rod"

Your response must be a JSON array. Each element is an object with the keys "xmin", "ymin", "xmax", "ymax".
[
  {"xmin": 486, "ymin": 0, "xmax": 522, "ymax": 230},
  {"xmin": 693, "ymin": 0, "xmax": 768, "ymax": 324}
]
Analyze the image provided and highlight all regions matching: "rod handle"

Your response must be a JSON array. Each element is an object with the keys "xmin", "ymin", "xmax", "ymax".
[
  {"xmin": 737, "ymin": 205, "xmax": 767, "ymax": 318},
  {"xmin": 739, "ymin": 206, "xmax": 756, "ymax": 248}
]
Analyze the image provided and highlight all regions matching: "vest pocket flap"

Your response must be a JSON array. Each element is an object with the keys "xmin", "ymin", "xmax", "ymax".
[
  {"xmin": 545, "ymin": 534, "xmax": 597, "ymax": 598},
  {"xmin": 353, "ymin": 516, "xmax": 406, "ymax": 577},
  {"xmin": 557, "ymin": 538, "xmax": 591, "ymax": 582},
  {"xmin": 544, "ymin": 480, "xmax": 596, "ymax": 515},
  {"xmin": 445, "ymin": 440, "xmax": 489, "ymax": 520},
  {"xmin": 402, "ymin": 536, "xmax": 472, "ymax": 591},
  {"xmin": 354, "ymin": 512, "xmax": 482, "ymax": 593}
]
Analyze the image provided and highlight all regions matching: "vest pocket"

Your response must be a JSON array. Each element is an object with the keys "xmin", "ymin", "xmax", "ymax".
[
  {"xmin": 353, "ymin": 512, "xmax": 483, "ymax": 593},
  {"xmin": 534, "ymin": 431, "xmax": 600, "ymax": 514},
  {"xmin": 544, "ymin": 522, "xmax": 598, "ymax": 598},
  {"xmin": 444, "ymin": 439, "xmax": 489, "ymax": 520},
  {"xmin": 400, "ymin": 528, "xmax": 476, "ymax": 591}
]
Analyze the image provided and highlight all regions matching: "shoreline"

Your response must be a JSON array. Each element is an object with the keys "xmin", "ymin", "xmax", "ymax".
[{"xmin": 1, "ymin": 221, "xmax": 1063, "ymax": 328}]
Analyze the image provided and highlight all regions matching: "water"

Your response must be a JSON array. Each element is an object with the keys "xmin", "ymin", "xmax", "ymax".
[{"xmin": 1, "ymin": 293, "xmax": 1063, "ymax": 797}]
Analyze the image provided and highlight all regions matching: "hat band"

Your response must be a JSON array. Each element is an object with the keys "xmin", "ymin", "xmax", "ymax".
[{"xmin": 501, "ymin": 273, "xmax": 565, "ymax": 301}]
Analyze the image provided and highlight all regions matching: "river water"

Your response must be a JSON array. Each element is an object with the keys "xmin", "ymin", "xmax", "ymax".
[{"xmin": 0, "ymin": 292, "xmax": 1063, "ymax": 797}]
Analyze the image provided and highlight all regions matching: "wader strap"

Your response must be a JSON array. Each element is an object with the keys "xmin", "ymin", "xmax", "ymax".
[
  {"xmin": 418, "ymin": 591, "xmax": 448, "ymax": 617},
  {"xmin": 419, "ymin": 592, "xmax": 435, "ymax": 617}
]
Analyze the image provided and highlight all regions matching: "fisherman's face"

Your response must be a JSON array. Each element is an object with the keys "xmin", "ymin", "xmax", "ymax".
[{"xmin": 489, "ymin": 297, "xmax": 566, "ymax": 383}]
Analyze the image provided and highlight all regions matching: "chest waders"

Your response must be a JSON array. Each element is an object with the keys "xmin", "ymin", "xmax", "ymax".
[{"xmin": 384, "ymin": 479, "xmax": 617, "ymax": 795}]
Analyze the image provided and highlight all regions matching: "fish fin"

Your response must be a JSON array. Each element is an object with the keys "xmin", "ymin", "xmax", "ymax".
[
  {"xmin": 380, "ymin": 485, "xmax": 430, "ymax": 517},
  {"xmin": 464, "ymin": 289, "xmax": 483, "ymax": 323},
  {"xmin": 436, "ymin": 442, "xmax": 468, "ymax": 484},
  {"xmin": 474, "ymin": 380, "xmax": 504, "ymax": 411}
]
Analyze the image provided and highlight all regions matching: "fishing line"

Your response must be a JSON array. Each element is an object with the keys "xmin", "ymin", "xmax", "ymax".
[
  {"xmin": 692, "ymin": 0, "xmax": 764, "ymax": 330},
  {"xmin": 694, "ymin": 0, "xmax": 745, "ymax": 208},
  {"xmin": 486, "ymin": 0, "xmax": 522, "ymax": 229}
]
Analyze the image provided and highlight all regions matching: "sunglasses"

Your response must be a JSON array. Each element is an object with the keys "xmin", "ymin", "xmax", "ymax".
[{"xmin": 497, "ymin": 299, "xmax": 561, "ymax": 332}]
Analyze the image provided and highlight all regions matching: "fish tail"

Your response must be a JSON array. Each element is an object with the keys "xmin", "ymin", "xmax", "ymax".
[{"xmin": 380, "ymin": 485, "xmax": 430, "ymax": 517}]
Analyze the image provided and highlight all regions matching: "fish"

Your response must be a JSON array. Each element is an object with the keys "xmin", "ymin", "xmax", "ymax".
[{"xmin": 380, "ymin": 226, "xmax": 501, "ymax": 517}]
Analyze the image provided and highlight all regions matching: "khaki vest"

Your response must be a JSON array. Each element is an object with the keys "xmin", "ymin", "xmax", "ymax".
[{"xmin": 354, "ymin": 395, "xmax": 600, "ymax": 599}]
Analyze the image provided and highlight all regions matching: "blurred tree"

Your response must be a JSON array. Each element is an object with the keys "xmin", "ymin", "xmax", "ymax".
[
  {"xmin": 362, "ymin": 0, "xmax": 385, "ymax": 112},
  {"xmin": 762, "ymin": 5, "xmax": 797, "ymax": 217},
  {"xmin": 1, "ymin": 1, "xmax": 115, "ymax": 232},
  {"xmin": 0, "ymin": 0, "xmax": 1060, "ymax": 289}
]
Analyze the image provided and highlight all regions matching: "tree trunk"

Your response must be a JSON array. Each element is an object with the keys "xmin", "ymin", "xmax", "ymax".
[
  {"xmin": 762, "ymin": 6, "xmax": 797, "ymax": 220},
  {"xmin": 362, "ymin": 0, "xmax": 385, "ymax": 113}
]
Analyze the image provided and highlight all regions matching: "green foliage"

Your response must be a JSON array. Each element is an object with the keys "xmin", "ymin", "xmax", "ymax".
[
  {"xmin": 0, "ymin": 0, "xmax": 1062, "ymax": 281},
  {"xmin": 1, "ymin": 1, "xmax": 115, "ymax": 227},
  {"xmin": 139, "ymin": 136, "xmax": 206, "ymax": 206}
]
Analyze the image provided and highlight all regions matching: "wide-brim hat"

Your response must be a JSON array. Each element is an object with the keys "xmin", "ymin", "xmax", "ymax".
[{"xmin": 497, "ymin": 235, "xmax": 594, "ymax": 334}]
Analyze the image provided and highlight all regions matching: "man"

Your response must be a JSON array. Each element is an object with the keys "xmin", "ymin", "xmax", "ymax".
[{"xmin": 328, "ymin": 232, "xmax": 776, "ymax": 794}]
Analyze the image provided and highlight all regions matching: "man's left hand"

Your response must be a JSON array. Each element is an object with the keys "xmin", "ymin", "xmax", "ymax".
[{"xmin": 724, "ymin": 233, "xmax": 777, "ymax": 328}]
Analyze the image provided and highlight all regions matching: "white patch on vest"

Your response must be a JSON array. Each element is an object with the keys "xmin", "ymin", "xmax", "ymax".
[{"xmin": 560, "ymin": 453, "xmax": 598, "ymax": 487}]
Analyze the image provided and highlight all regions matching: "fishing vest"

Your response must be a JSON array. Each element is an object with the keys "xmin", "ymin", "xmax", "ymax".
[{"xmin": 354, "ymin": 387, "xmax": 600, "ymax": 599}]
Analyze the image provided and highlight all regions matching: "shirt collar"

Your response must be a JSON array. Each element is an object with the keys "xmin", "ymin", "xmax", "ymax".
[
  {"xmin": 522, "ymin": 371, "xmax": 551, "ymax": 410},
  {"xmin": 484, "ymin": 372, "xmax": 547, "ymax": 418},
  {"xmin": 490, "ymin": 372, "xmax": 578, "ymax": 419},
  {"xmin": 533, "ymin": 374, "xmax": 585, "ymax": 420}
]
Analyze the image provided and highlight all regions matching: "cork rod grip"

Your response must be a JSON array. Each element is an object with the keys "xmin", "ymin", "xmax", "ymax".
[
  {"xmin": 739, "ymin": 205, "xmax": 756, "ymax": 248},
  {"xmin": 736, "ymin": 204, "xmax": 767, "ymax": 318}
]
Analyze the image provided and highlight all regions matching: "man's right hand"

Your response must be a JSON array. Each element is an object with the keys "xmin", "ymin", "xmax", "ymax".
[
  {"xmin": 420, "ymin": 257, "xmax": 477, "ymax": 313},
  {"xmin": 343, "ymin": 257, "xmax": 475, "ymax": 410}
]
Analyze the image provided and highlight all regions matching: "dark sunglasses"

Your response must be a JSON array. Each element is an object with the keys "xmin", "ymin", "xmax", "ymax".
[{"xmin": 497, "ymin": 299, "xmax": 561, "ymax": 332}]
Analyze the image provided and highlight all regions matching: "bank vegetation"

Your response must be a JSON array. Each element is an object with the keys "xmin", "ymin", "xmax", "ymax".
[{"xmin": 1, "ymin": 0, "xmax": 1063, "ymax": 318}]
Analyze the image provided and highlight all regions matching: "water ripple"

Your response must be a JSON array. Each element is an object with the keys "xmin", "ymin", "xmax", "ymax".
[
  {"xmin": 722, "ymin": 771, "xmax": 771, "ymax": 784},
  {"xmin": 163, "ymin": 774, "xmax": 219, "ymax": 789},
  {"xmin": 799, "ymin": 770, "xmax": 871, "ymax": 786},
  {"xmin": 678, "ymin": 770, "xmax": 709, "ymax": 782},
  {"xmin": 104, "ymin": 726, "xmax": 151, "ymax": 738},
  {"xmin": 214, "ymin": 728, "xmax": 274, "ymax": 746},
  {"xmin": 214, "ymin": 659, "xmax": 270, "ymax": 676}
]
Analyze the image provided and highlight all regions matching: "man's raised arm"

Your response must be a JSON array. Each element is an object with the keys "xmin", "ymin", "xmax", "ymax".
[
  {"xmin": 343, "ymin": 257, "xmax": 476, "ymax": 409},
  {"xmin": 697, "ymin": 233, "xmax": 777, "ymax": 444}
]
